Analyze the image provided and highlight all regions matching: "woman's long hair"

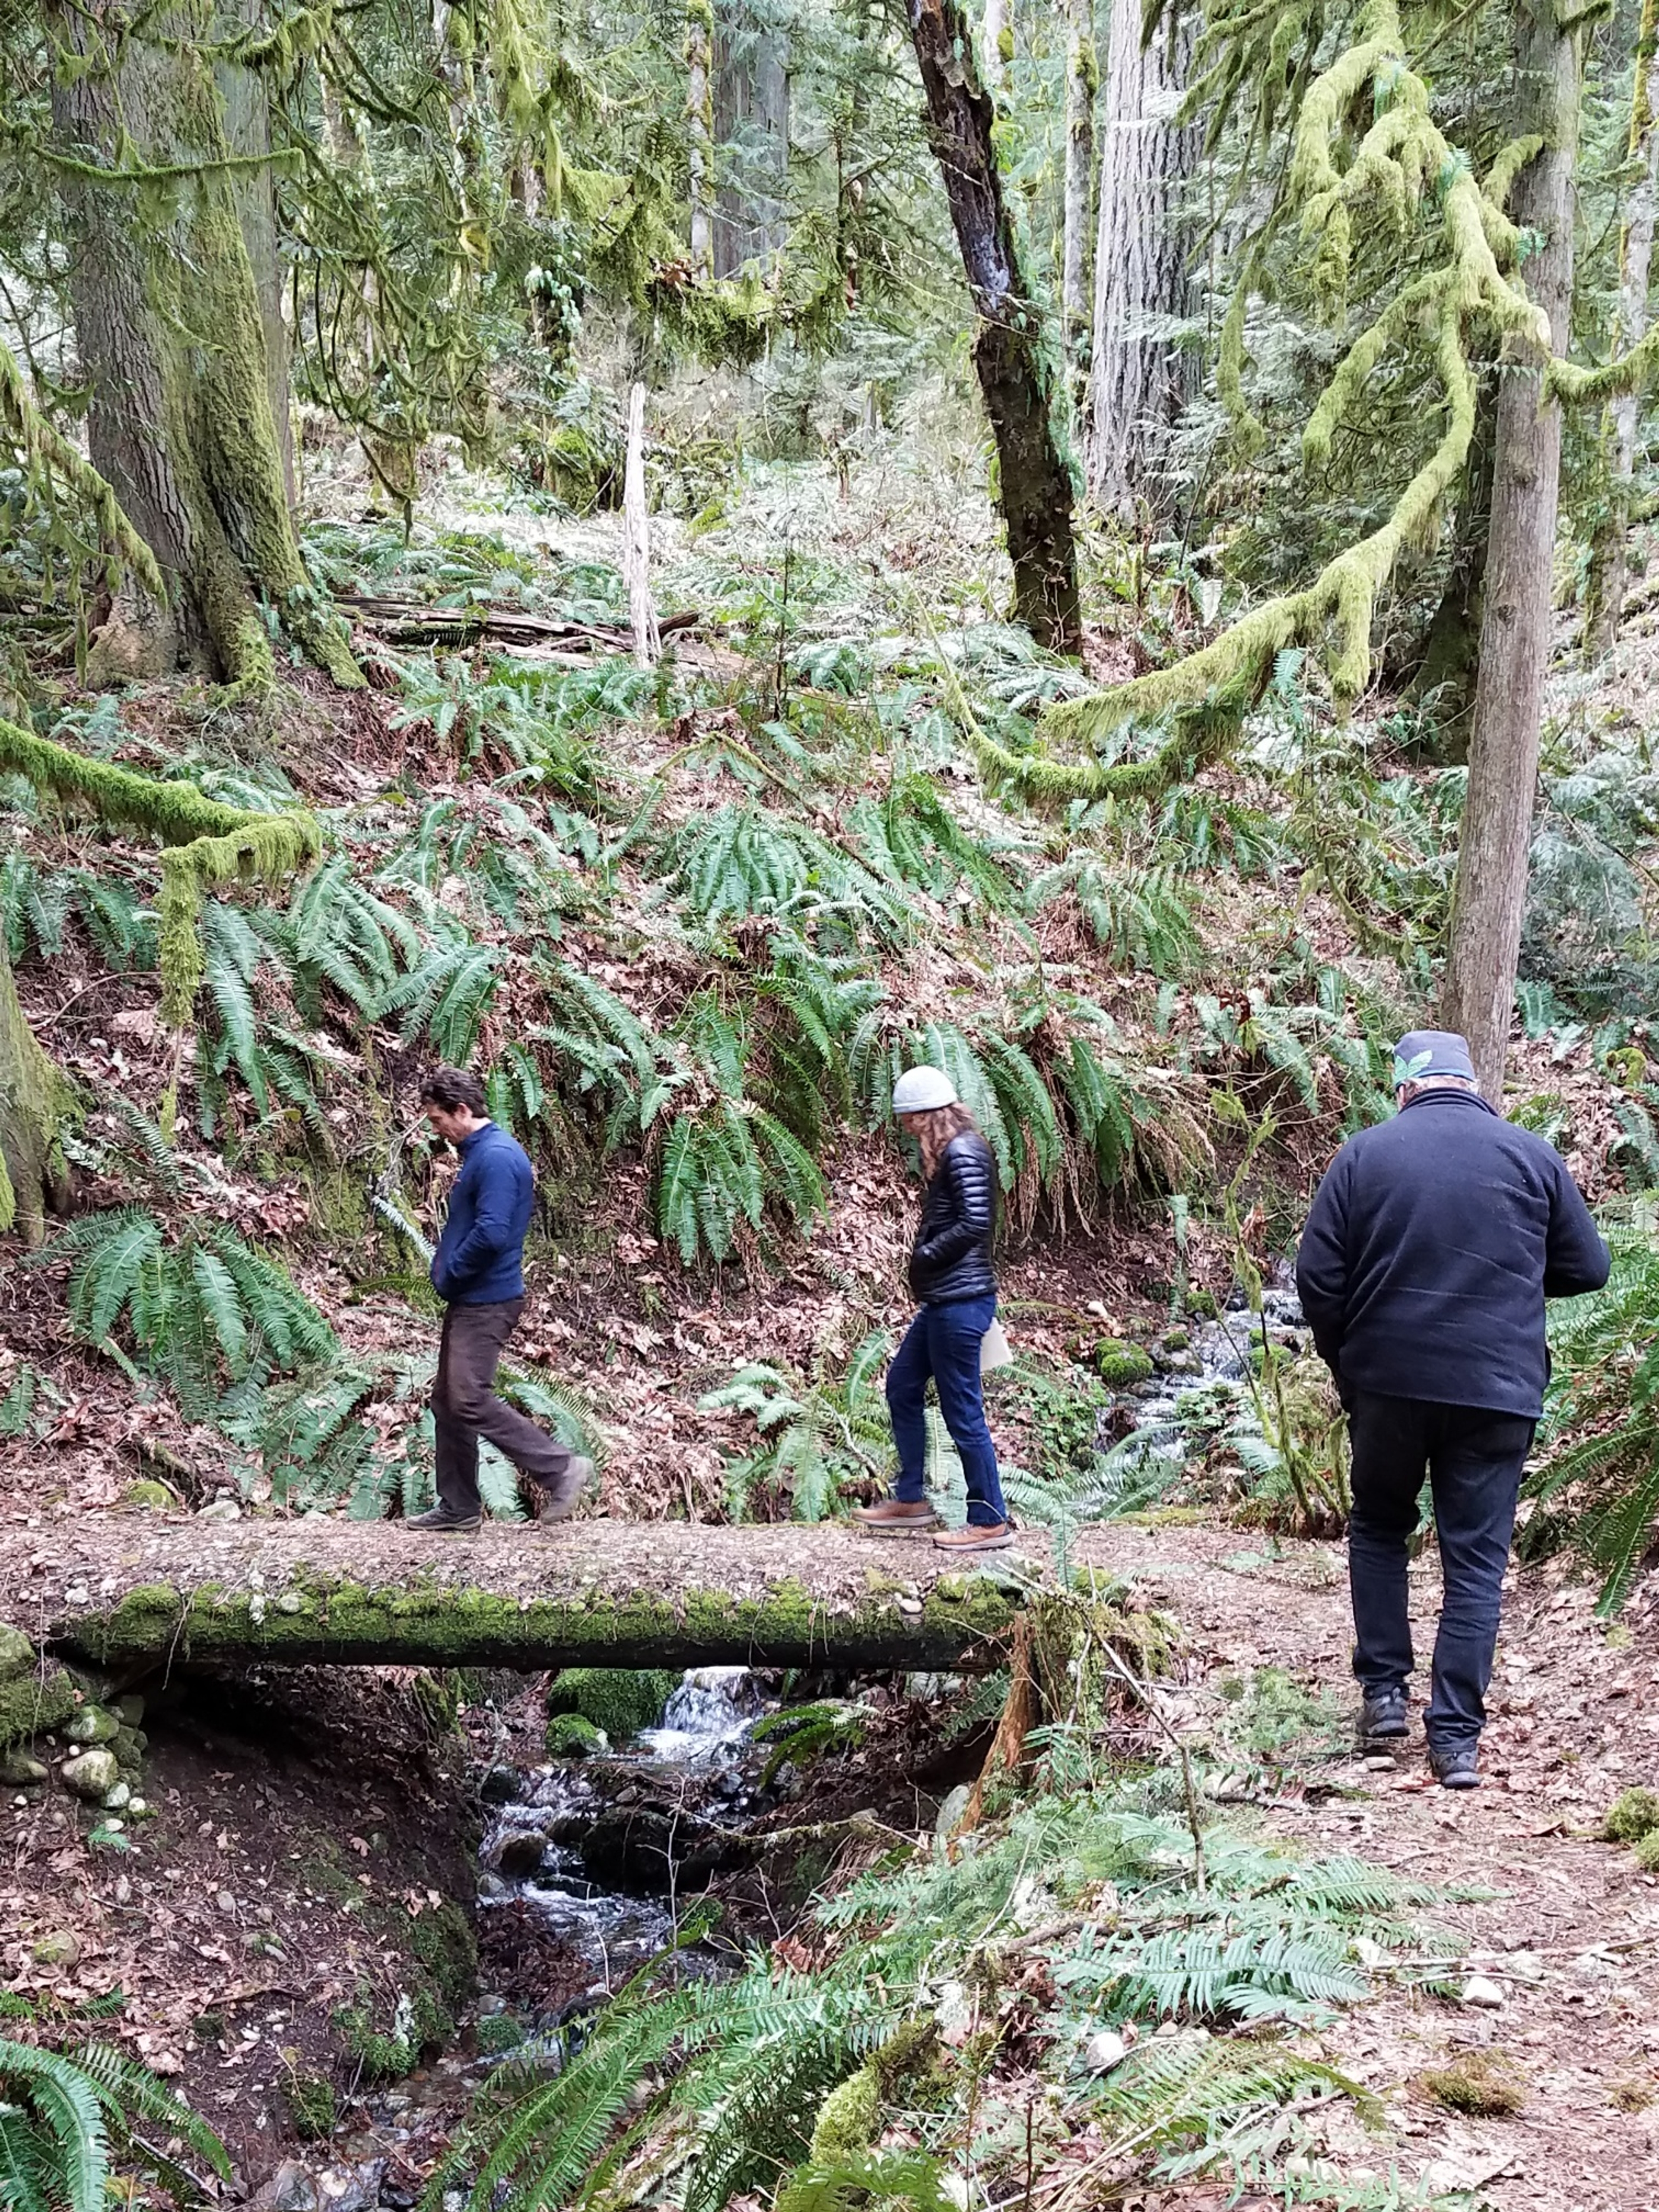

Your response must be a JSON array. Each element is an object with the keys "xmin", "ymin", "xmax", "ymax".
[{"xmin": 908, "ymin": 1102, "xmax": 978, "ymax": 1183}]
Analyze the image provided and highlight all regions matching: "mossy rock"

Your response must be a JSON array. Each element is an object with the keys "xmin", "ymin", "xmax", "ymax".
[
  {"xmin": 1421, "ymin": 2051, "xmax": 1526, "ymax": 2118},
  {"xmin": 1185, "ymin": 1289, "xmax": 1219, "ymax": 1320},
  {"xmin": 124, "ymin": 1480, "xmax": 176, "ymax": 1511},
  {"xmin": 1094, "ymin": 1339, "xmax": 1153, "ymax": 1386},
  {"xmin": 546, "ymin": 1668, "xmax": 677, "ymax": 1744},
  {"xmin": 0, "ymin": 1624, "xmax": 33, "ymax": 1682},
  {"xmin": 1634, "ymin": 1829, "xmax": 1659, "ymax": 1874},
  {"xmin": 475, "ymin": 2011, "xmax": 528, "ymax": 2057},
  {"xmin": 281, "ymin": 2066, "xmax": 337, "ymax": 2140},
  {"xmin": 1602, "ymin": 1786, "xmax": 1659, "ymax": 1843},
  {"xmin": 64, "ymin": 1703, "xmax": 120, "ymax": 1745},
  {"xmin": 546, "ymin": 1712, "xmax": 607, "ymax": 1760},
  {"xmin": 0, "ymin": 1663, "xmax": 77, "ymax": 1751}
]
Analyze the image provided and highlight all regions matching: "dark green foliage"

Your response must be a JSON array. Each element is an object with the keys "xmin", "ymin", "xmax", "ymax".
[
  {"xmin": 0, "ymin": 2031, "xmax": 229, "ymax": 2212},
  {"xmin": 750, "ymin": 1700, "xmax": 871, "ymax": 1786},
  {"xmin": 45, "ymin": 1208, "xmax": 336, "ymax": 1419},
  {"xmin": 699, "ymin": 1332, "xmax": 891, "ymax": 1521},
  {"xmin": 280, "ymin": 2066, "xmax": 337, "ymax": 2141},
  {"xmin": 1527, "ymin": 1217, "xmax": 1659, "ymax": 1611}
]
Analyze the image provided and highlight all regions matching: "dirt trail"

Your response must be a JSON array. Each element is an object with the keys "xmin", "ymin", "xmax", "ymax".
[{"xmin": 1073, "ymin": 1523, "xmax": 1659, "ymax": 2212}]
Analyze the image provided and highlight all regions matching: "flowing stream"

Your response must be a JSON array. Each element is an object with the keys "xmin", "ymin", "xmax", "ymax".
[{"xmin": 479, "ymin": 1665, "xmax": 769, "ymax": 1976}]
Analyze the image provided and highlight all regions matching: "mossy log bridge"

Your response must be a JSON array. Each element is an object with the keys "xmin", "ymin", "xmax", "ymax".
[{"xmin": 0, "ymin": 1516, "xmax": 1033, "ymax": 1681}]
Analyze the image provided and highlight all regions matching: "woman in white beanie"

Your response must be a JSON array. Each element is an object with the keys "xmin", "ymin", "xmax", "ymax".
[{"xmin": 853, "ymin": 1066, "xmax": 1013, "ymax": 1552}]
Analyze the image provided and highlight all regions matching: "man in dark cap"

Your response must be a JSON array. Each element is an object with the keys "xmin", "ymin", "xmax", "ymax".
[{"xmin": 1296, "ymin": 1030, "xmax": 1608, "ymax": 1788}]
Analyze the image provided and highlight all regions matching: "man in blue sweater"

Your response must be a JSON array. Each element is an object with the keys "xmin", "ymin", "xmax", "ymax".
[
  {"xmin": 1297, "ymin": 1030, "xmax": 1608, "ymax": 1789},
  {"xmin": 407, "ymin": 1066, "xmax": 592, "ymax": 1534}
]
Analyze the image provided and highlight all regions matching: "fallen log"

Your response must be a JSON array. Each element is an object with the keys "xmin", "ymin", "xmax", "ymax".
[
  {"xmin": 0, "ymin": 1516, "xmax": 1025, "ymax": 1687},
  {"xmin": 337, "ymin": 595, "xmax": 700, "ymax": 653}
]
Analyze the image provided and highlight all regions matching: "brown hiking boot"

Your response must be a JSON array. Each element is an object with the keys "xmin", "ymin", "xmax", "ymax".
[
  {"xmin": 852, "ymin": 1498, "xmax": 939, "ymax": 1536},
  {"xmin": 932, "ymin": 1521, "xmax": 1015, "ymax": 1554}
]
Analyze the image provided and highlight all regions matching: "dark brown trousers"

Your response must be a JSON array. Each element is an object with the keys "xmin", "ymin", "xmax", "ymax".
[{"xmin": 433, "ymin": 1297, "xmax": 572, "ymax": 1517}]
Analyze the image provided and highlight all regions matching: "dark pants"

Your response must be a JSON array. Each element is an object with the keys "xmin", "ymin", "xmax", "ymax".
[
  {"xmin": 887, "ymin": 1294, "xmax": 1008, "ymax": 1527},
  {"xmin": 434, "ymin": 1298, "xmax": 572, "ymax": 1518},
  {"xmin": 1347, "ymin": 1389, "xmax": 1536, "ymax": 1750}
]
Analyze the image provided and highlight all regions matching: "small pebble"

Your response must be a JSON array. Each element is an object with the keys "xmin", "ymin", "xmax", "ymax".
[{"xmin": 1460, "ymin": 1974, "xmax": 1506, "ymax": 2008}]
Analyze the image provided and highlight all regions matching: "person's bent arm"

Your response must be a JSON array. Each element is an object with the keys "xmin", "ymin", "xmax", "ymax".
[
  {"xmin": 1544, "ymin": 1162, "xmax": 1611, "ymax": 1298},
  {"xmin": 909, "ymin": 1144, "xmax": 993, "ymax": 1286},
  {"xmin": 435, "ymin": 1149, "xmax": 521, "ymax": 1295},
  {"xmin": 1295, "ymin": 1154, "xmax": 1352, "ymax": 1385}
]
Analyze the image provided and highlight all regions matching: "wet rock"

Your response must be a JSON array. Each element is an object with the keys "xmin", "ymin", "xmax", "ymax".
[
  {"xmin": 64, "ymin": 1705, "xmax": 120, "ymax": 1746},
  {"xmin": 251, "ymin": 2162, "xmax": 321, "ymax": 2212},
  {"xmin": 495, "ymin": 1831, "xmax": 551, "ymax": 1881},
  {"xmin": 478, "ymin": 1765, "xmax": 521, "ymax": 1806},
  {"xmin": 319, "ymin": 2161, "xmax": 388, "ymax": 2212},
  {"xmin": 32, "ymin": 1930, "xmax": 81, "ymax": 1968},
  {"xmin": 61, "ymin": 1747, "xmax": 120, "ymax": 1799}
]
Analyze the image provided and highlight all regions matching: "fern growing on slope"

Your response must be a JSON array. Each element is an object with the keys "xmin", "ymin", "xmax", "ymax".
[
  {"xmin": 45, "ymin": 1208, "xmax": 337, "ymax": 1419},
  {"xmin": 0, "ymin": 2029, "xmax": 228, "ymax": 2212},
  {"xmin": 698, "ymin": 1331, "xmax": 891, "ymax": 1521},
  {"xmin": 1526, "ymin": 1212, "xmax": 1659, "ymax": 1611},
  {"xmin": 433, "ymin": 1762, "xmax": 1455, "ymax": 2212}
]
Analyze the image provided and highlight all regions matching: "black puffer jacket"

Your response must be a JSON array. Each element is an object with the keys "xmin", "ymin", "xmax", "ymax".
[{"xmin": 908, "ymin": 1132, "xmax": 998, "ymax": 1305}]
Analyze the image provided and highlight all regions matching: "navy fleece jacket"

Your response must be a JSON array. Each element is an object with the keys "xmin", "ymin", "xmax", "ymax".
[
  {"xmin": 1295, "ymin": 1088, "xmax": 1609, "ymax": 1419},
  {"xmin": 431, "ymin": 1121, "xmax": 534, "ymax": 1305}
]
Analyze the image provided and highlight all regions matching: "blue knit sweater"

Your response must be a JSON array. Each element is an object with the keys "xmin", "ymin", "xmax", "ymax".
[{"xmin": 431, "ymin": 1122, "xmax": 534, "ymax": 1304}]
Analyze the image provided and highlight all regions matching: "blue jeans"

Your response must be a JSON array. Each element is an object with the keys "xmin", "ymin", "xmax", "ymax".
[
  {"xmin": 1347, "ymin": 1390, "xmax": 1535, "ymax": 1751},
  {"xmin": 887, "ymin": 1295, "xmax": 1007, "ymax": 1527}
]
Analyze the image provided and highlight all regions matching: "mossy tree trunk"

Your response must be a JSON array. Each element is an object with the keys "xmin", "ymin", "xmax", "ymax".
[
  {"xmin": 0, "ymin": 943, "xmax": 72, "ymax": 1247},
  {"xmin": 906, "ymin": 0, "xmax": 1082, "ymax": 654},
  {"xmin": 46, "ymin": 0, "xmax": 358, "ymax": 690},
  {"xmin": 687, "ymin": 0, "xmax": 716, "ymax": 277},
  {"xmin": 1441, "ymin": 2, "xmax": 1582, "ymax": 1099}
]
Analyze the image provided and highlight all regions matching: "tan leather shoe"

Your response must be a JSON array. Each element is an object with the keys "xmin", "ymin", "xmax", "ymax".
[
  {"xmin": 931, "ymin": 1521, "xmax": 1015, "ymax": 1553},
  {"xmin": 852, "ymin": 1498, "xmax": 939, "ymax": 1535}
]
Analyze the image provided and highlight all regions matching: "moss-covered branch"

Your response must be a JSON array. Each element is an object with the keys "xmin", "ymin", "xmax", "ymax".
[
  {"xmin": 0, "ymin": 335, "xmax": 164, "ymax": 598},
  {"xmin": 1010, "ymin": 0, "xmax": 1561, "ymax": 799},
  {"xmin": 0, "ymin": 719, "xmax": 321, "ymax": 1024}
]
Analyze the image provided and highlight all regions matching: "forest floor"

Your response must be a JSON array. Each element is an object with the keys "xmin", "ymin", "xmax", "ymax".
[{"xmin": 1065, "ymin": 1522, "xmax": 1659, "ymax": 2212}]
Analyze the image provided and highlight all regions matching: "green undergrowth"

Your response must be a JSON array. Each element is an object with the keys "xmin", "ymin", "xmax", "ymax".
[{"xmin": 433, "ymin": 1733, "xmax": 1465, "ymax": 2212}]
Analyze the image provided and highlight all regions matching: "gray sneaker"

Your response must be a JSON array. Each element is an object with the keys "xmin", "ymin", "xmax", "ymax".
[
  {"xmin": 1429, "ymin": 1741, "xmax": 1481, "ymax": 1790},
  {"xmin": 536, "ymin": 1456, "xmax": 595, "ymax": 1525},
  {"xmin": 1358, "ymin": 1687, "xmax": 1409, "ymax": 1742},
  {"xmin": 407, "ymin": 1505, "xmax": 481, "ymax": 1534}
]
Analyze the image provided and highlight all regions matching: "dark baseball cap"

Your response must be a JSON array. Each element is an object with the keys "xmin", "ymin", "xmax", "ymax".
[{"xmin": 1392, "ymin": 1030, "xmax": 1476, "ymax": 1087}]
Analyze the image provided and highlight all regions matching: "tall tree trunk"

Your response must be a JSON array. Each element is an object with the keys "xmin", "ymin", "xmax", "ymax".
[
  {"xmin": 216, "ymin": 6, "xmax": 294, "ymax": 513},
  {"xmin": 1585, "ymin": 0, "xmax": 1659, "ymax": 658},
  {"xmin": 713, "ymin": 7, "xmax": 790, "ymax": 278},
  {"xmin": 906, "ymin": 0, "xmax": 1081, "ymax": 653},
  {"xmin": 687, "ymin": 0, "xmax": 716, "ymax": 277},
  {"xmin": 1087, "ymin": 0, "xmax": 1196, "ymax": 521},
  {"xmin": 47, "ymin": 0, "xmax": 357, "ymax": 690},
  {"xmin": 1441, "ymin": 4, "xmax": 1582, "ymax": 1099},
  {"xmin": 1062, "ymin": 0, "xmax": 1096, "ymax": 375}
]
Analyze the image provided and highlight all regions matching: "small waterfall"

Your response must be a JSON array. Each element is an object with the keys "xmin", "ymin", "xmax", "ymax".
[
  {"xmin": 479, "ymin": 1666, "xmax": 768, "ymax": 1970},
  {"xmin": 638, "ymin": 1666, "xmax": 761, "ymax": 1761}
]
